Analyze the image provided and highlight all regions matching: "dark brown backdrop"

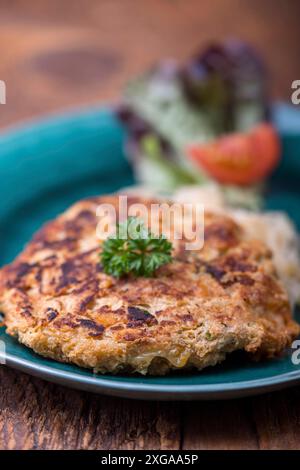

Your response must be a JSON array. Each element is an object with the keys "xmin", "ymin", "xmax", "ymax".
[{"xmin": 0, "ymin": 0, "xmax": 299, "ymax": 128}]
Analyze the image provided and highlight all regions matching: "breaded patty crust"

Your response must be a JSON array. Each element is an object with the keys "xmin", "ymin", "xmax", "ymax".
[{"xmin": 0, "ymin": 195, "xmax": 299, "ymax": 374}]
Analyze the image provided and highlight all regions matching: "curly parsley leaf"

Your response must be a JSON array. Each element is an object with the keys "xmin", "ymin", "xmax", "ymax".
[{"xmin": 100, "ymin": 217, "xmax": 173, "ymax": 278}]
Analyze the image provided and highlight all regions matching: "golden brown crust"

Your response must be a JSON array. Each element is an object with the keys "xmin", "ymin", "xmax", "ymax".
[{"xmin": 0, "ymin": 195, "xmax": 299, "ymax": 375}]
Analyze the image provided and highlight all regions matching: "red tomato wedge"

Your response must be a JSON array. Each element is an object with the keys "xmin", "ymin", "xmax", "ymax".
[{"xmin": 187, "ymin": 123, "xmax": 281, "ymax": 186}]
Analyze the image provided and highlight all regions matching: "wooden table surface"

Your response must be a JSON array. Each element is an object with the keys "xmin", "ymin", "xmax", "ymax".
[{"xmin": 1, "ymin": 0, "xmax": 300, "ymax": 450}]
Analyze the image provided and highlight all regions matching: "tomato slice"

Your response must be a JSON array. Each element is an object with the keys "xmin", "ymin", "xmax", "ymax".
[{"xmin": 187, "ymin": 123, "xmax": 281, "ymax": 186}]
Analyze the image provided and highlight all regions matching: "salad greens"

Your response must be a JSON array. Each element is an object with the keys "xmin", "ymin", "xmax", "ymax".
[{"xmin": 116, "ymin": 39, "xmax": 271, "ymax": 207}]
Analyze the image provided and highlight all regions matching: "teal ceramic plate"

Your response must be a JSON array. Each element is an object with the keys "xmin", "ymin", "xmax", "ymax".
[{"xmin": 0, "ymin": 104, "xmax": 300, "ymax": 400}]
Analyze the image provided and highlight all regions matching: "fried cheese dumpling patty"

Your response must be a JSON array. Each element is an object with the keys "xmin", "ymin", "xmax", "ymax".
[{"xmin": 0, "ymin": 195, "xmax": 299, "ymax": 375}]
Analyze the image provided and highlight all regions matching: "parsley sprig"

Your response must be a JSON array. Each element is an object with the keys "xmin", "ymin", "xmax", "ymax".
[{"xmin": 100, "ymin": 217, "xmax": 173, "ymax": 278}]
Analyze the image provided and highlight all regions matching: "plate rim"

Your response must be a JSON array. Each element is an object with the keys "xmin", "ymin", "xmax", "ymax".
[{"xmin": 3, "ymin": 350, "xmax": 300, "ymax": 400}]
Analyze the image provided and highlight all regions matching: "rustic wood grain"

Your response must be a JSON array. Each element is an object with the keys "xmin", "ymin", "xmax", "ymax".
[
  {"xmin": 182, "ymin": 399, "xmax": 259, "ymax": 450},
  {"xmin": 252, "ymin": 388, "xmax": 300, "ymax": 450},
  {"xmin": 0, "ymin": 0, "xmax": 300, "ymax": 450},
  {"xmin": 0, "ymin": 367, "xmax": 181, "ymax": 450}
]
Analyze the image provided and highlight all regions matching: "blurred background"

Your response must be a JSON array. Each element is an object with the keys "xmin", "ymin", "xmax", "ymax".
[{"xmin": 0, "ymin": 0, "xmax": 299, "ymax": 128}]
